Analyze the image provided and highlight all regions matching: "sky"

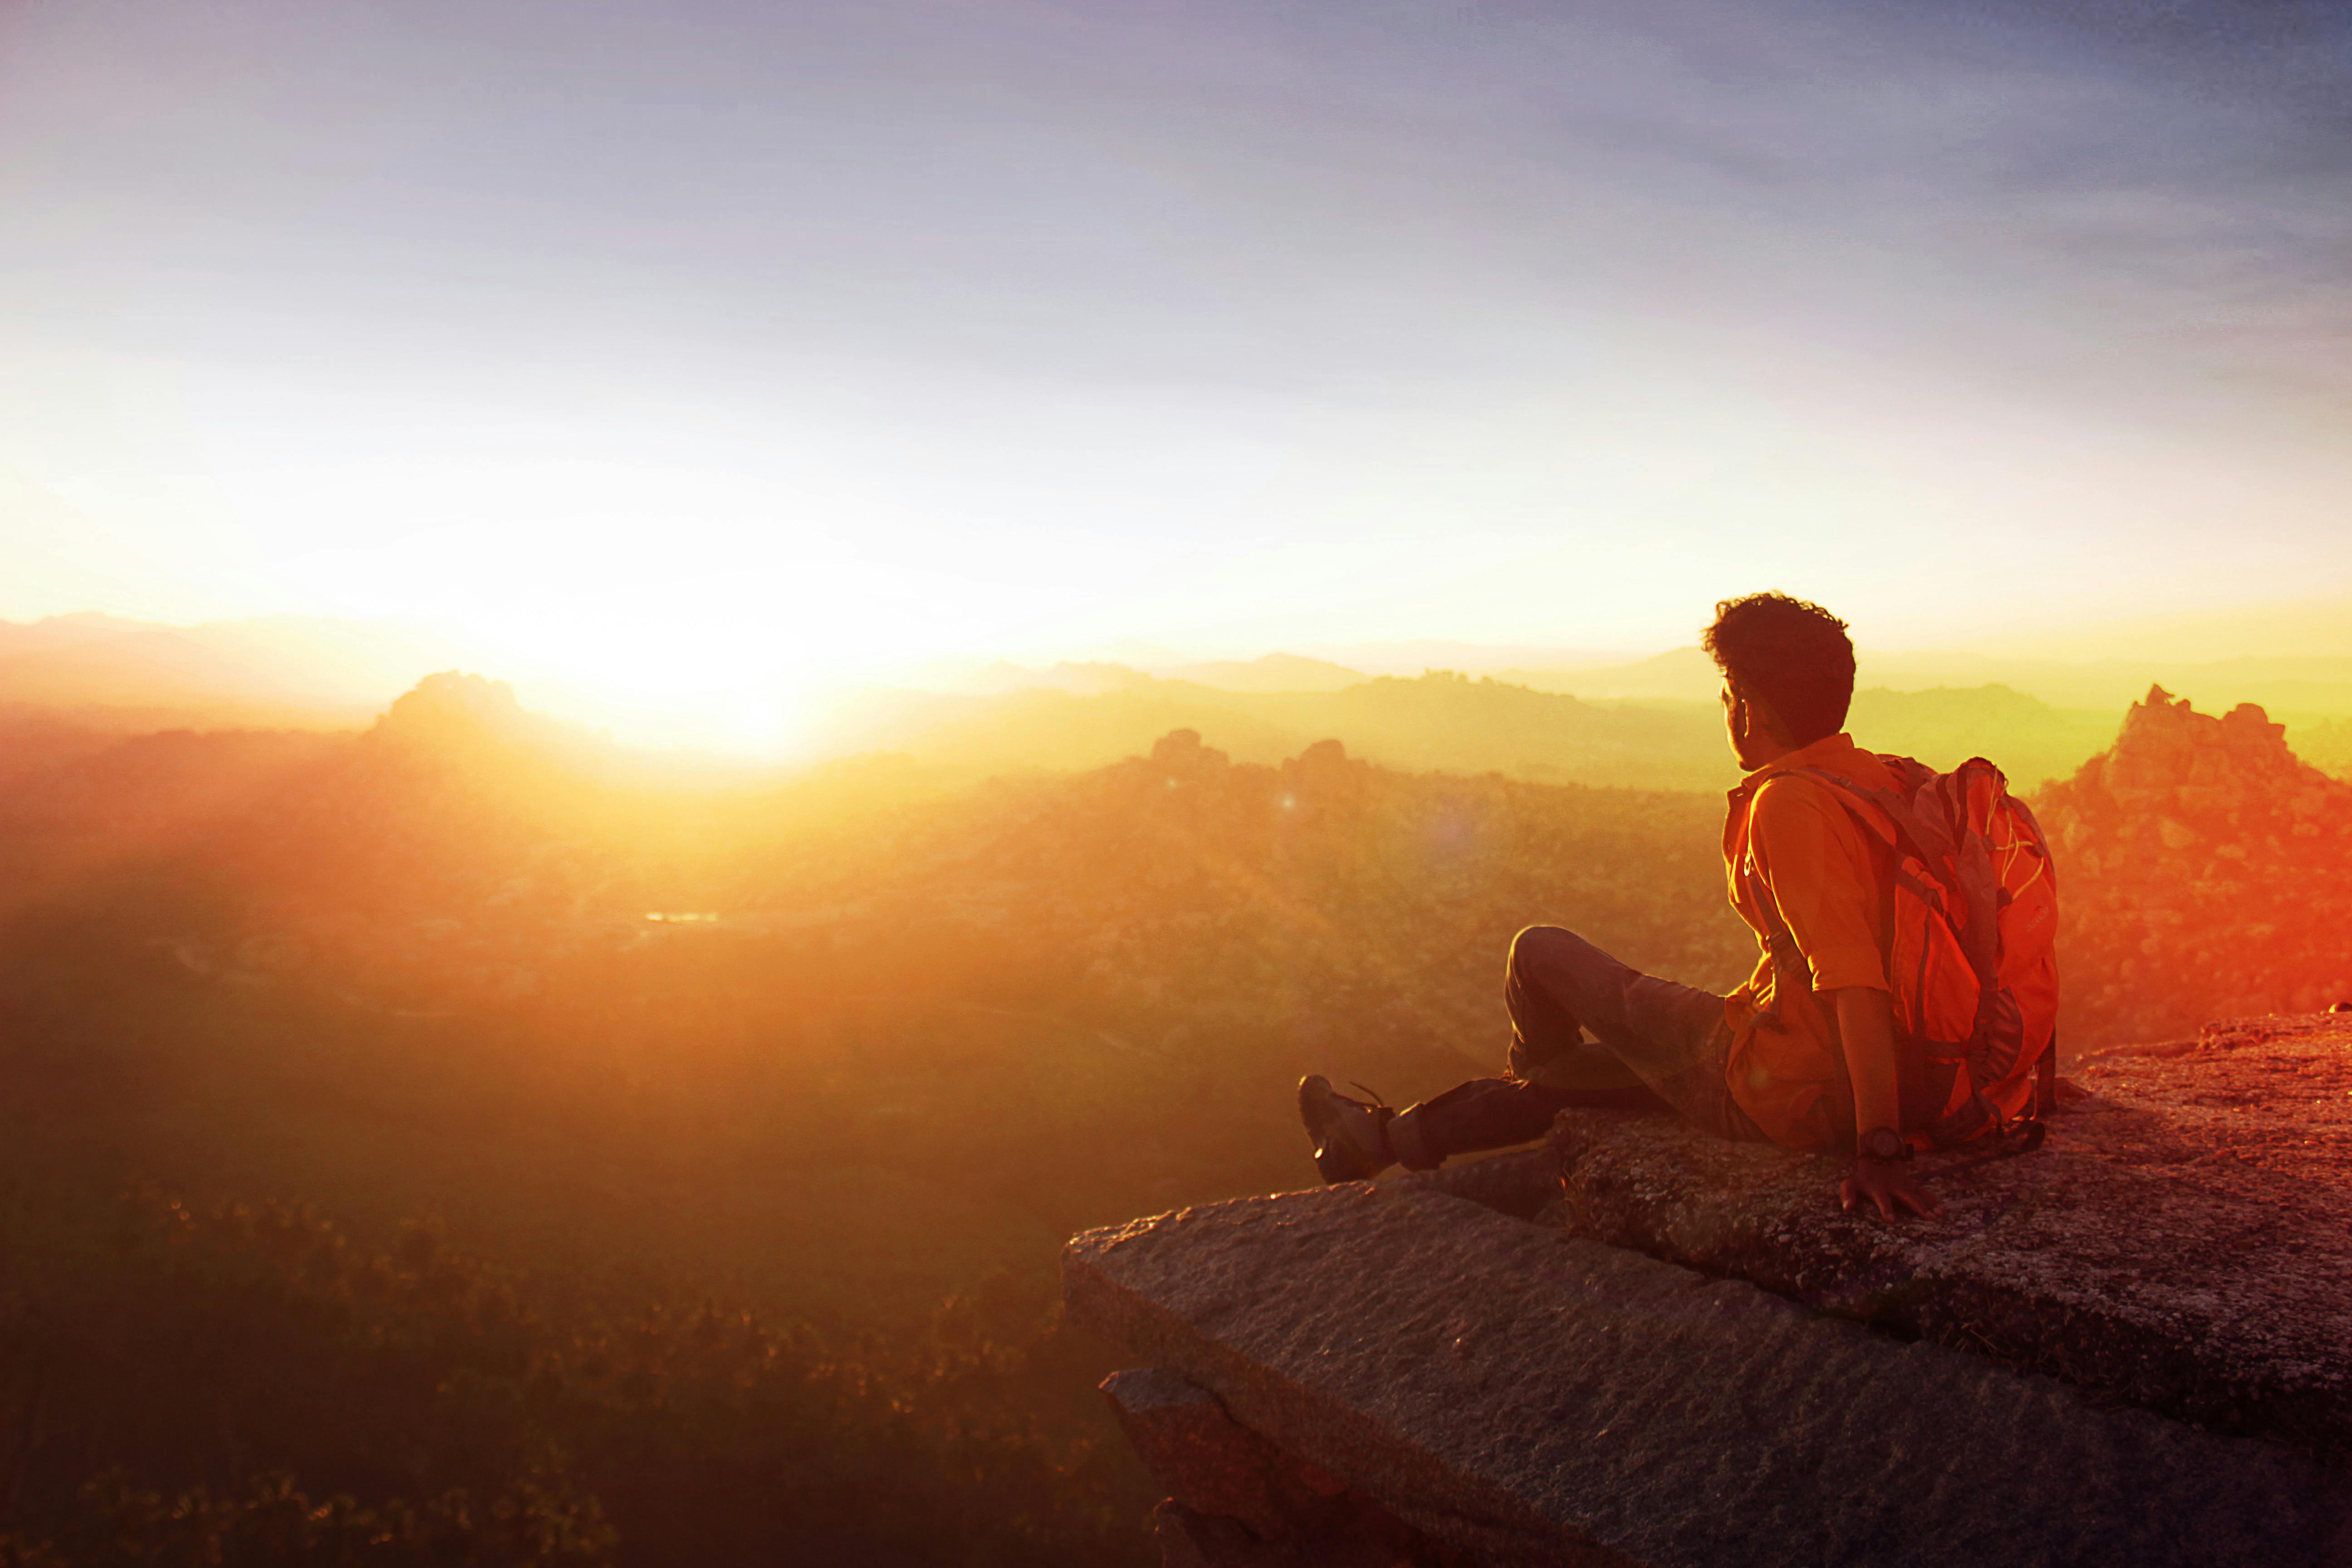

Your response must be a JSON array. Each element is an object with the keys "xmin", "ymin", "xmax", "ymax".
[{"xmin": 3, "ymin": 0, "xmax": 2349, "ymax": 736}]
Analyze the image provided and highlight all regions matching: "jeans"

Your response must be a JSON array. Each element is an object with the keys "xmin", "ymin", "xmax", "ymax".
[{"xmin": 1387, "ymin": 925, "xmax": 1766, "ymax": 1170}]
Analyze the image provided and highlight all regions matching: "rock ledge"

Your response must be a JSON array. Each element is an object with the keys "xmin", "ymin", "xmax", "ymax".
[{"xmin": 1067, "ymin": 1013, "xmax": 2352, "ymax": 1566}]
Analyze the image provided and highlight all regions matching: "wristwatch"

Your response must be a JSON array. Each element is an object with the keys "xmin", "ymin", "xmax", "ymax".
[{"xmin": 1856, "ymin": 1127, "xmax": 1912, "ymax": 1163}]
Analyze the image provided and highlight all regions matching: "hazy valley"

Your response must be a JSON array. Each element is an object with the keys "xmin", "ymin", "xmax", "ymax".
[{"xmin": 3, "ymin": 627, "xmax": 2349, "ymax": 1564}]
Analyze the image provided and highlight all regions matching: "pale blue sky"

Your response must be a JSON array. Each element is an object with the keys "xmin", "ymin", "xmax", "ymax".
[{"xmin": 3, "ymin": 0, "xmax": 2348, "ymax": 711}]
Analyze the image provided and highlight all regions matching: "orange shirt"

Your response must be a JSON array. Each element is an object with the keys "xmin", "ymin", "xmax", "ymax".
[{"xmin": 1720, "ymin": 733, "xmax": 1898, "ymax": 1151}]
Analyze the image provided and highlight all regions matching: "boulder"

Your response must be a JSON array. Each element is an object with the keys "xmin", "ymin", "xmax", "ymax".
[
  {"xmin": 1065, "ymin": 1179, "xmax": 2351, "ymax": 1567},
  {"xmin": 1548, "ymin": 1010, "xmax": 2352, "ymax": 1457}
]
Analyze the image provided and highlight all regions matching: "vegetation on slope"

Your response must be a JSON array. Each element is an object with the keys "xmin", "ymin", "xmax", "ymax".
[
  {"xmin": 0, "ymin": 691, "xmax": 1751, "ymax": 1564},
  {"xmin": 1, "ymin": 672, "xmax": 2345, "ymax": 1562}
]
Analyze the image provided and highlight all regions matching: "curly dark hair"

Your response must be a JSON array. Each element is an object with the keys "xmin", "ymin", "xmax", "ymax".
[{"xmin": 1701, "ymin": 592, "xmax": 1855, "ymax": 748}]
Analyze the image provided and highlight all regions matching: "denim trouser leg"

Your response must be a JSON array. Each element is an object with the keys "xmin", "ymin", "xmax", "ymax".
[{"xmin": 1388, "ymin": 925, "xmax": 1764, "ymax": 1169}]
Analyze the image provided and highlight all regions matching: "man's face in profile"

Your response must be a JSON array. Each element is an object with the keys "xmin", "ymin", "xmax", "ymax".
[{"xmin": 1720, "ymin": 679, "xmax": 1772, "ymax": 773}]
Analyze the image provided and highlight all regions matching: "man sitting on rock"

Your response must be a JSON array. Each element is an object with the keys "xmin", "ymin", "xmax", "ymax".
[{"xmin": 1298, "ymin": 591, "xmax": 1944, "ymax": 1220}]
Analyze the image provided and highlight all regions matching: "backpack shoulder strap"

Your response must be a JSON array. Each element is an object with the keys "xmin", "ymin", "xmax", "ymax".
[
  {"xmin": 1739, "ymin": 769, "xmax": 1893, "ymax": 1028},
  {"xmin": 1779, "ymin": 761, "xmax": 1946, "ymax": 862},
  {"xmin": 1735, "ymin": 777, "xmax": 1823, "ymax": 1026}
]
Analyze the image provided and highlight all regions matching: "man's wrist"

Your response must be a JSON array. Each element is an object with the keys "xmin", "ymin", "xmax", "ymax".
[{"xmin": 1854, "ymin": 1126, "xmax": 1911, "ymax": 1163}]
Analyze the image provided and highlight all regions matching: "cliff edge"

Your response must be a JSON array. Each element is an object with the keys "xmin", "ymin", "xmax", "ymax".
[{"xmin": 1064, "ymin": 1012, "xmax": 2352, "ymax": 1567}]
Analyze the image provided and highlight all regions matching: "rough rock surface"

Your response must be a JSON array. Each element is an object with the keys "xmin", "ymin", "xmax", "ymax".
[
  {"xmin": 1549, "ymin": 1010, "xmax": 2352, "ymax": 1456},
  {"xmin": 1401, "ymin": 1143, "xmax": 1560, "ymax": 1220},
  {"xmin": 1152, "ymin": 1497, "xmax": 1434, "ymax": 1568},
  {"xmin": 1065, "ymin": 1179, "xmax": 2351, "ymax": 1568},
  {"xmin": 1101, "ymin": 1367, "xmax": 1352, "ymax": 1542}
]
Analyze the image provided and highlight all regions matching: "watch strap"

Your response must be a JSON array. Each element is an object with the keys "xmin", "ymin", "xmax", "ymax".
[{"xmin": 1856, "ymin": 1127, "xmax": 1912, "ymax": 1162}]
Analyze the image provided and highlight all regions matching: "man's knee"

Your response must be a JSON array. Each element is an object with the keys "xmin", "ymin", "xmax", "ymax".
[
  {"xmin": 1508, "ymin": 924, "xmax": 1578, "ymax": 980},
  {"xmin": 1506, "ymin": 925, "xmax": 1592, "ymax": 1079}
]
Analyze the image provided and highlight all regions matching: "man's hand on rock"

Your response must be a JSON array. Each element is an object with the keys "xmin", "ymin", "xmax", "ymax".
[
  {"xmin": 1827, "ymin": 989, "xmax": 1943, "ymax": 1221},
  {"xmin": 1840, "ymin": 1157, "xmax": 1942, "ymax": 1221}
]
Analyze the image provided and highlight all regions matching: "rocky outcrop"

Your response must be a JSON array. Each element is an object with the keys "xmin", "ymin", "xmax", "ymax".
[
  {"xmin": 1068, "ymin": 1013, "xmax": 2352, "ymax": 1566},
  {"xmin": 1102, "ymin": 1370, "xmax": 1435, "ymax": 1568},
  {"xmin": 2036, "ymin": 686, "xmax": 2352, "ymax": 1040},
  {"xmin": 1548, "ymin": 1010, "xmax": 2352, "ymax": 1457},
  {"xmin": 1068, "ymin": 1181, "xmax": 2349, "ymax": 1567},
  {"xmin": 1100, "ymin": 1367, "xmax": 1355, "ymax": 1541}
]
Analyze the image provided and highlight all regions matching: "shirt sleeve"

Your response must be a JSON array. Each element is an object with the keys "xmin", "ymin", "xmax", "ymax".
[{"xmin": 1748, "ymin": 777, "xmax": 1886, "ymax": 993}]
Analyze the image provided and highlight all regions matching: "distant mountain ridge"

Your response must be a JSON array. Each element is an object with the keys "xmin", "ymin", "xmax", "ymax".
[
  {"xmin": 961, "ymin": 653, "xmax": 1370, "ymax": 696},
  {"xmin": 1502, "ymin": 645, "xmax": 2352, "ymax": 718},
  {"xmin": 0, "ymin": 611, "xmax": 151, "ymax": 658},
  {"xmin": 0, "ymin": 612, "xmax": 480, "ymax": 725},
  {"xmin": 818, "ymin": 667, "xmax": 2346, "ymax": 795},
  {"xmin": 812, "ymin": 669, "xmax": 1742, "ymax": 792},
  {"xmin": 5, "ymin": 610, "xmax": 2350, "ymax": 790},
  {"xmin": 1164, "ymin": 653, "xmax": 1367, "ymax": 692}
]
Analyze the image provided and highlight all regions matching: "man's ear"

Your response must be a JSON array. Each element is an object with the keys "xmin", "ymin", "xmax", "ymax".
[{"xmin": 1741, "ymin": 687, "xmax": 1793, "ymax": 746}]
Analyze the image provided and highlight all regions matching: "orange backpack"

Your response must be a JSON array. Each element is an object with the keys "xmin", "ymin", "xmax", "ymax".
[{"xmin": 1768, "ymin": 757, "xmax": 2060, "ymax": 1146}]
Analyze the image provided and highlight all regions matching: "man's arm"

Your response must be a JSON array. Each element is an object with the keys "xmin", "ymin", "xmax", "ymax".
[{"xmin": 1826, "ymin": 986, "xmax": 1941, "ymax": 1220}]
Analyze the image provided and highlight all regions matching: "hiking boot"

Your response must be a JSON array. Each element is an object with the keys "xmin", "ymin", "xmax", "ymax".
[{"xmin": 1297, "ymin": 1075, "xmax": 1396, "ymax": 1184}]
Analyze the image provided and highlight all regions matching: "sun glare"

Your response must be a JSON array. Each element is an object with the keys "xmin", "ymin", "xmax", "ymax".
[
  {"xmin": 271, "ymin": 513, "xmax": 1010, "ymax": 754},
  {"xmin": 503, "ymin": 652, "xmax": 831, "ymax": 759}
]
